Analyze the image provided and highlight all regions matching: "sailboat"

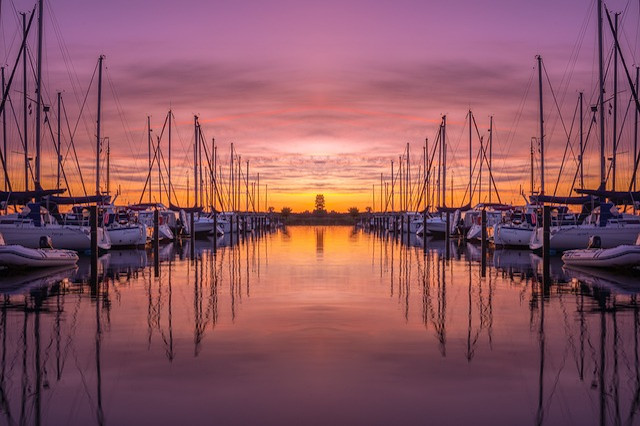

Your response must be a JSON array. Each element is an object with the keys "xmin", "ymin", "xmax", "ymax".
[
  {"xmin": 529, "ymin": 2, "xmax": 640, "ymax": 251},
  {"xmin": 0, "ymin": 203, "xmax": 110, "ymax": 251}
]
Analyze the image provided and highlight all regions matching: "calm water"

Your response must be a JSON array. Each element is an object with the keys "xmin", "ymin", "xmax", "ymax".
[{"xmin": 0, "ymin": 226, "xmax": 639, "ymax": 425}]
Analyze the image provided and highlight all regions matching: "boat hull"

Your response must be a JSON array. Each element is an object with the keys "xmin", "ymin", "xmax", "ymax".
[
  {"xmin": 193, "ymin": 218, "xmax": 215, "ymax": 235},
  {"xmin": 530, "ymin": 224, "xmax": 640, "ymax": 251},
  {"xmin": 562, "ymin": 245, "xmax": 640, "ymax": 268},
  {"xmin": 0, "ymin": 225, "xmax": 111, "ymax": 251},
  {"xmin": 0, "ymin": 245, "xmax": 79, "ymax": 268},
  {"xmin": 493, "ymin": 224, "xmax": 533, "ymax": 248},
  {"xmin": 107, "ymin": 224, "xmax": 147, "ymax": 247},
  {"xmin": 425, "ymin": 218, "xmax": 447, "ymax": 236}
]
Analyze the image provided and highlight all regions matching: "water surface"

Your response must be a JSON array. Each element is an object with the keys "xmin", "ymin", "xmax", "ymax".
[{"xmin": 0, "ymin": 226, "xmax": 639, "ymax": 425}]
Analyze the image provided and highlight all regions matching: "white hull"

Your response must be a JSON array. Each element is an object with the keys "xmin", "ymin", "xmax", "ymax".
[
  {"xmin": 530, "ymin": 224, "xmax": 640, "ymax": 251},
  {"xmin": 0, "ymin": 224, "xmax": 111, "ymax": 251},
  {"xmin": 562, "ymin": 245, "xmax": 640, "ymax": 268},
  {"xmin": 107, "ymin": 224, "xmax": 147, "ymax": 247},
  {"xmin": 409, "ymin": 219, "xmax": 421, "ymax": 234},
  {"xmin": 0, "ymin": 245, "xmax": 79, "ymax": 268},
  {"xmin": 466, "ymin": 224, "xmax": 482, "ymax": 241},
  {"xmin": 493, "ymin": 224, "xmax": 533, "ymax": 248},
  {"xmin": 218, "ymin": 218, "xmax": 232, "ymax": 234},
  {"xmin": 159, "ymin": 224, "xmax": 174, "ymax": 240},
  {"xmin": 425, "ymin": 217, "xmax": 447, "ymax": 235},
  {"xmin": 193, "ymin": 217, "xmax": 215, "ymax": 235},
  {"xmin": 219, "ymin": 215, "xmax": 240, "ymax": 233}
]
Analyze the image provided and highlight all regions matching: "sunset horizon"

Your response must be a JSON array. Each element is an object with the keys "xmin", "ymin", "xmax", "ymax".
[{"xmin": 2, "ymin": 0, "xmax": 637, "ymax": 213}]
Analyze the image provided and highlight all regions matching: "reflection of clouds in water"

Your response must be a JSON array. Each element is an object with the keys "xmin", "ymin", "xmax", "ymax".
[{"xmin": 1, "ymin": 226, "xmax": 640, "ymax": 425}]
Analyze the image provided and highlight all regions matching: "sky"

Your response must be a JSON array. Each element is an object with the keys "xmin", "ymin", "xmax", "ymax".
[{"xmin": 1, "ymin": 0, "xmax": 639, "ymax": 212}]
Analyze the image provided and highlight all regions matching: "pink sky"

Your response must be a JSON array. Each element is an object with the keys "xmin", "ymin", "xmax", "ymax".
[{"xmin": 1, "ymin": 0, "xmax": 639, "ymax": 211}]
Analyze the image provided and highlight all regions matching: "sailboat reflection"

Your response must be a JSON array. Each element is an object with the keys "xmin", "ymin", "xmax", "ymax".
[
  {"xmin": 563, "ymin": 265, "xmax": 640, "ymax": 295},
  {"xmin": 0, "ymin": 266, "xmax": 76, "ymax": 295}
]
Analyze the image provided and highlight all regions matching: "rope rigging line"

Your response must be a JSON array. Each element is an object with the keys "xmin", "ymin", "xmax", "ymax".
[
  {"xmin": 61, "ymin": 96, "xmax": 87, "ymax": 197},
  {"xmin": 553, "ymin": 95, "xmax": 580, "ymax": 197},
  {"xmin": 472, "ymin": 114, "xmax": 501, "ymax": 204}
]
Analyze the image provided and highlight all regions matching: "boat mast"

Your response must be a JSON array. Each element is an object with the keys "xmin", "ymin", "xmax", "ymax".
[
  {"xmin": 106, "ymin": 138, "xmax": 110, "ymax": 195},
  {"xmin": 1, "ymin": 67, "xmax": 6, "ymax": 191},
  {"xmin": 479, "ymin": 135, "xmax": 483, "ymax": 204},
  {"xmin": 425, "ymin": 138, "xmax": 429, "ymax": 212},
  {"xmin": 399, "ymin": 155, "xmax": 403, "ymax": 212},
  {"xmin": 489, "ymin": 115, "xmax": 493, "ymax": 203},
  {"xmin": 246, "ymin": 160, "xmax": 249, "ymax": 212},
  {"xmin": 442, "ymin": 115, "xmax": 447, "ymax": 208},
  {"xmin": 34, "ymin": 0, "xmax": 43, "ymax": 189},
  {"xmin": 214, "ymin": 138, "xmax": 217, "ymax": 214},
  {"xmin": 468, "ymin": 110, "xmax": 472, "ymax": 205},
  {"xmin": 198, "ymin": 127, "xmax": 203, "ymax": 209},
  {"xmin": 22, "ymin": 13, "xmax": 28, "ymax": 192},
  {"xmin": 597, "ymin": 0, "xmax": 606, "ymax": 189},
  {"xmin": 96, "ymin": 55, "xmax": 103, "ymax": 196},
  {"xmin": 537, "ymin": 55, "xmax": 545, "ymax": 195},
  {"xmin": 530, "ymin": 138, "xmax": 535, "ymax": 195},
  {"xmin": 57, "ymin": 92, "xmax": 61, "ymax": 189},
  {"xmin": 635, "ymin": 67, "xmax": 639, "ymax": 192},
  {"xmin": 437, "ymin": 123, "xmax": 441, "ymax": 208},
  {"xmin": 147, "ymin": 115, "xmax": 152, "ymax": 203},
  {"xmin": 579, "ymin": 92, "xmax": 584, "ymax": 188},
  {"xmin": 612, "ymin": 13, "xmax": 619, "ymax": 191},
  {"xmin": 406, "ymin": 143, "xmax": 410, "ymax": 211},
  {"xmin": 194, "ymin": 116, "xmax": 198, "ymax": 208},
  {"xmin": 380, "ymin": 172, "xmax": 383, "ymax": 213},
  {"xmin": 168, "ymin": 109, "xmax": 172, "ymax": 205},
  {"xmin": 157, "ymin": 135, "xmax": 161, "ymax": 204},
  {"xmin": 237, "ymin": 155, "xmax": 241, "ymax": 213},
  {"xmin": 391, "ymin": 160, "xmax": 394, "ymax": 212},
  {"xmin": 230, "ymin": 143, "xmax": 234, "ymax": 211}
]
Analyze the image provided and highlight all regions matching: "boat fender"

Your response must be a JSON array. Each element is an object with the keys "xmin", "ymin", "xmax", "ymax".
[
  {"xmin": 39, "ymin": 235, "xmax": 54, "ymax": 249},
  {"xmin": 587, "ymin": 235, "xmax": 601, "ymax": 249}
]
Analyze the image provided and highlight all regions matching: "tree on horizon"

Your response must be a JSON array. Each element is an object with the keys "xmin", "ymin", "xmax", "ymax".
[{"xmin": 281, "ymin": 206, "xmax": 292, "ymax": 220}]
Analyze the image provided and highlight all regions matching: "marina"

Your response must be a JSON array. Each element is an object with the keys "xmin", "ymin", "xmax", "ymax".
[{"xmin": 0, "ymin": 0, "xmax": 639, "ymax": 424}]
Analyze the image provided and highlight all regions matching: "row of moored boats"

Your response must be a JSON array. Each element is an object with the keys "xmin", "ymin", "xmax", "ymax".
[
  {"xmin": 366, "ymin": 199, "xmax": 640, "ymax": 269},
  {"xmin": 0, "ymin": 200, "xmax": 276, "ymax": 269}
]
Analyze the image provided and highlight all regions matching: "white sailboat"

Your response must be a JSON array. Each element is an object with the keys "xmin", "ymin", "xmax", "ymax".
[
  {"xmin": 529, "ymin": 203, "xmax": 640, "ymax": 251},
  {"xmin": 0, "ymin": 203, "xmax": 111, "ymax": 251}
]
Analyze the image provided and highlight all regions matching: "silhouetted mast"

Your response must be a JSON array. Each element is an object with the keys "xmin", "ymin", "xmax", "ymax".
[
  {"xmin": 597, "ymin": 0, "xmax": 606, "ymax": 188},
  {"xmin": 579, "ymin": 92, "xmax": 584, "ymax": 188},
  {"xmin": 22, "ymin": 12, "xmax": 28, "ymax": 191},
  {"xmin": 612, "ymin": 13, "xmax": 620, "ymax": 191},
  {"xmin": 635, "ymin": 68, "xmax": 639, "ymax": 192},
  {"xmin": 168, "ymin": 110, "xmax": 172, "ymax": 205},
  {"xmin": 489, "ymin": 116, "xmax": 493, "ymax": 203},
  {"xmin": 148, "ymin": 116, "xmax": 152, "ymax": 202},
  {"xmin": 537, "ymin": 55, "xmax": 545, "ymax": 195},
  {"xmin": 57, "ymin": 92, "xmax": 61, "ymax": 189},
  {"xmin": 194, "ymin": 116, "xmax": 199, "ymax": 208},
  {"xmin": 34, "ymin": 0, "xmax": 43, "ymax": 189},
  {"xmin": 96, "ymin": 55, "xmax": 103, "ymax": 196},
  {"xmin": 442, "ymin": 115, "xmax": 447, "ymax": 208}
]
